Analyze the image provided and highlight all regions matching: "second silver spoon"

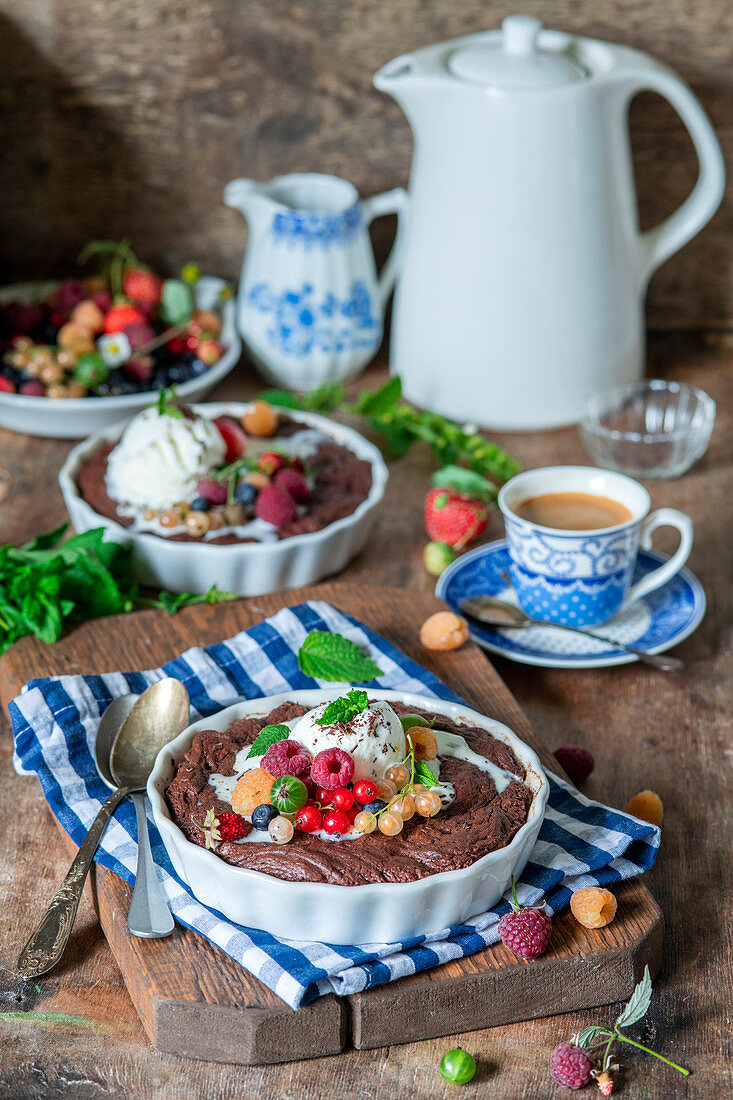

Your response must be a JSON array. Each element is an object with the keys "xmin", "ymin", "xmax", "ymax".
[{"xmin": 460, "ymin": 595, "xmax": 682, "ymax": 671}]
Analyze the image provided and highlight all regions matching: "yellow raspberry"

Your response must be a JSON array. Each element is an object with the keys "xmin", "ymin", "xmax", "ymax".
[
  {"xmin": 625, "ymin": 789, "xmax": 663, "ymax": 826},
  {"xmin": 570, "ymin": 886, "xmax": 618, "ymax": 929},
  {"xmin": 231, "ymin": 768, "xmax": 275, "ymax": 817},
  {"xmin": 419, "ymin": 611, "xmax": 469, "ymax": 651}
]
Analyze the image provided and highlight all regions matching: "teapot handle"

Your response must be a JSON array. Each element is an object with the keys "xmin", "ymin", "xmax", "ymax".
[
  {"xmin": 361, "ymin": 188, "xmax": 410, "ymax": 309},
  {"xmin": 623, "ymin": 70, "xmax": 725, "ymax": 281}
]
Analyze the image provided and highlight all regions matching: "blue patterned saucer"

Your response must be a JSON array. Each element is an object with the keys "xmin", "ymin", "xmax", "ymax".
[{"xmin": 435, "ymin": 540, "xmax": 705, "ymax": 669}]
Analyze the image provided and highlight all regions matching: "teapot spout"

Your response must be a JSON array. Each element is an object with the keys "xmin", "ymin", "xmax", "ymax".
[
  {"xmin": 374, "ymin": 54, "xmax": 445, "ymax": 126},
  {"xmin": 223, "ymin": 178, "xmax": 272, "ymax": 221}
]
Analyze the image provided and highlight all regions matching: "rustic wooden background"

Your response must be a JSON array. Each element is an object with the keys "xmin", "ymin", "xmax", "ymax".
[{"xmin": 0, "ymin": 0, "xmax": 730, "ymax": 329}]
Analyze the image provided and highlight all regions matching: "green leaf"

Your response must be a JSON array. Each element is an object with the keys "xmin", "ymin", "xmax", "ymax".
[
  {"xmin": 156, "ymin": 386, "xmax": 184, "ymax": 419},
  {"xmin": 297, "ymin": 630, "xmax": 382, "ymax": 683},
  {"xmin": 256, "ymin": 389, "xmax": 302, "ymax": 409},
  {"xmin": 414, "ymin": 760, "xmax": 438, "ymax": 788},
  {"xmin": 575, "ymin": 1026, "xmax": 612, "ymax": 1049},
  {"xmin": 301, "ymin": 382, "xmax": 345, "ymax": 413},
  {"xmin": 615, "ymin": 966, "xmax": 653, "ymax": 1029},
  {"xmin": 160, "ymin": 279, "xmax": 194, "ymax": 326},
  {"xmin": 399, "ymin": 713, "xmax": 435, "ymax": 733},
  {"xmin": 354, "ymin": 376, "xmax": 401, "ymax": 416},
  {"xmin": 20, "ymin": 524, "xmax": 69, "ymax": 552},
  {"xmin": 431, "ymin": 465, "xmax": 497, "ymax": 503},
  {"xmin": 316, "ymin": 689, "xmax": 369, "ymax": 726},
  {"xmin": 246, "ymin": 724, "xmax": 290, "ymax": 759}
]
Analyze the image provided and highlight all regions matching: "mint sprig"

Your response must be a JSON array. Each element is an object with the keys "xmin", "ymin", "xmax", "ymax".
[
  {"xmin": 156, "ymin": 385, "xmax": 184, "ymax": 419},
  {"xmin": 316, "ymin": 689, "xmax": 369, "ymax": 726},
  {"xmin": 297, "ymin": 631, "xmax": 382, "ymax": 683},
  {"xmin": 246, "ymin": 723, "xmax": 290, "ymax": 759}
]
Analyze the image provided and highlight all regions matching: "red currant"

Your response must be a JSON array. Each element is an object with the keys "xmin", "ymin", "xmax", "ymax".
[
  {"xmin": 331, "ymin": 787, "xmax": 355, "ymax": 812},
  {"xmin": 314, "ymin": 787, "xmax": 334, "ymax": 807},
  {"xmin": 295, "ymin": 803, "xmax": 322, "ymax": 833},
  {"xmin": 347, "ymin": 805, "xmax": 360, "ymax": 824},
  {"xmin": 353, "ymin": 779, "xmax": 378, "ymax": 805},
  {"xmin": 322, "ymin": 809, "xmax": 351, "ymax": 836}
]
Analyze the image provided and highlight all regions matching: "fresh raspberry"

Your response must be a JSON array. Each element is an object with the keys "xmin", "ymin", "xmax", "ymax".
[
  {"xmin": 554, "ymin": 744, "xmax": 595, "ymax": 786},
  {"xmin": 123, "ymin": 320, "xmax": 156, "ymax": 349},
  {"xmin": 256, "ymin": 484, "xmax": 297, "ymax": 528},
  {"xmin": 167, "ymin": 335, "xmax": 188, "ymax": 355},
  {"xmin": 0, "ymin": 376, "xmax": 16, "ymax": 393},
  {"xmin": 424, "ymin": 486, "xmax": 488, "ymax": 550},
  {"xmin": 56, "ymin": 280, "xmax": 86, "ymax": 313},
  {"xmin": 311, "ymin": 747, "xmax": 355, "ymax": 790},
  {"xmin": 92, "ymin": 291, "xmax": 113, "ymax": 314},
  {"xmin": 231, "ymin": 768, "xmax": 275, "ymax": 817},
  {"xmin": 217, "ymin": 812, "xmax": 249, "ymax": 841},
  {"xmin": 497, "ymin": 879, "xmax": 552, "ymax": 960},
  {"xmin": 196, "ymin": 478, "xmax": 228, "ymax": 505},
  {"xmin": 124, "ymin": 358, "xmax": 154, "ymax": 384},
  {"xmin": 214, "ymin": 416, "xmax": 247, "ymax": 462},
  {"xmin": 122, "ymin": 268, "xmax": 163, "ymax": 305},
  {"xmin": 550, "ymin": 1043, "xmax": 594, "ymax": 1089},
  {"xmin": 273, "ymin": 467, "xmax": 310, "ymax": 501},
  {"xmin": 625, "ymin": 789, "xmax": 663, "ymax": 826},
  {"xmin": 569, "ymin": 886, "xmax": 617, "ymax": 929},
  {"xmin": 103, "ymin": 303, "xmax": 148, "ymax": 333},
  {"xmin": 262, "ymin": 739, "xmax": 312, "ymax": 778},
  {"xmin": 19, "ymin": 380, "xmax": 45, "ymax": 397},
  {"xmin": 258, "ymin": 451, "xmax": 285, "ymax": 476}
]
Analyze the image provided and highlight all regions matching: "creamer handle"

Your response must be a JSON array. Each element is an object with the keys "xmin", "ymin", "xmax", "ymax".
[
  {"xmin": 361, "ymin": 188, "xmax": 410, "ymax": 309},
  {"xmin": 624, "ymin": 70, "xmax": 725, "ymax": 280}
]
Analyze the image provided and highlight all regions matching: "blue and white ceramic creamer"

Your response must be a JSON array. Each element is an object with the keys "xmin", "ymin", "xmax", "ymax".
[
  {"xmin": 225, "ymin": 173, "xmax": 408, "ymax": 389},
  {"xmin": 498, "ymin": 466, "xmax": 693, "ymax": 626}
]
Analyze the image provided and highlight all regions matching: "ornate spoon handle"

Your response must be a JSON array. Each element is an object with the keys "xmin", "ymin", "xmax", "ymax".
[{"xmin": 16, "ymin": 785, "xmax": 131, "ymax": 978}]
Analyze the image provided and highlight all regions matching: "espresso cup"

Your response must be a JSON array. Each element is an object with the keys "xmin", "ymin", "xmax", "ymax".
[{"xmin": 497, "ymin": 466, "xmax": 693, "ymax": 627}]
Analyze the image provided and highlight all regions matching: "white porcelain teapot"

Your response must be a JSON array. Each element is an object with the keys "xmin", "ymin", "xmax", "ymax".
[{"xmin": 374, "ymin": 15, "xmax": 725, "ymax": 430}]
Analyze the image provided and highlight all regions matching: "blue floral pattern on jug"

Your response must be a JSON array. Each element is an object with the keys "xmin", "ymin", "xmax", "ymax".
[
  {"xmin": 271, "ymin": 205, "xmax": 362, "ymax": 247},
  {"xmin": 509, "ymin": 562, "xmax": 632, "ymax": 626},
  {"xmin": 246, "ymin": 280, "xmax": 381, "ymax": 358}
]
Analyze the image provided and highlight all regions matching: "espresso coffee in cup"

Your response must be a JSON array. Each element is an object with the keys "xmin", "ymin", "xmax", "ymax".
[{"xmin": 498, "ymin": 466, "xmax": 693, "ymax": 627}]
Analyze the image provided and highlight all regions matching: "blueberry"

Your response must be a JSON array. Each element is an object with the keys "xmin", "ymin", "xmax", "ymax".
[
  {"xmin": 251, "ymin": 803, "xmax": 279, "ymax": 831},
  {"xmin": 190, "ymin": 496, "xmax": 211, "ymax": 512},
  {"xmin": 362, "ymin": 799, "xmax": 387, "ymax": 815},
  {"xmin": 190, "ymin": 357, "xmax": 209, "ymax": 376},
  {"xmin": 233, "ymin": 481, "xmax": 257, "ymax": 506}
]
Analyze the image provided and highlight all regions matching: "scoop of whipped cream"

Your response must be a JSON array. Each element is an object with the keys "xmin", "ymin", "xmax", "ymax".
[
  {"xmin": 291, "ymin": 699, "xmax": 407, "ymax": 784},
  {"xmin": 105, "ymin": 407, "xmax": 226, "ymax": 510}
]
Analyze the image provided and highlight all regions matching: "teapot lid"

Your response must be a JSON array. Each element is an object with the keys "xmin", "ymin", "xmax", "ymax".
[{"xmin": 448, "ymin": 15, "xmax": 586, "ymax": 90}]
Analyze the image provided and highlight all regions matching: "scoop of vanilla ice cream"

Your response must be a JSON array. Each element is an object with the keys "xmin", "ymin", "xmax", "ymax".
[
  {"xmin": 105, "ymin": 407, "xmax": 226, "ymax": 510},
  {"xmin": 291, "ymin": 699, "xmax": 407, "ymax": 784}
]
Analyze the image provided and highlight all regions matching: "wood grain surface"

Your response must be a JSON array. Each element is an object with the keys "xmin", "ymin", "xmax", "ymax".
[
  {"xmin": 0, "ymin": 343, "xmax": 731, "ymax": 1095},
  {"xmin": 0, "ymin": 1, "xmax": 730, "ymax": 328},
  {"xmin": 0, "ymin": 584, "xmax": 664, "ymax": 1065}
]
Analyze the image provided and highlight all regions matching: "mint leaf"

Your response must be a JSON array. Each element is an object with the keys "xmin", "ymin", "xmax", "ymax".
[
  {"xmin": 160, "ymin": 278, "xmax": 194, "ymax": 326},
  {"xmin": 615, "ymin": 966, "xmax": 653, "ymax": 1029},
  {"xmin": 431, "ymin": 465, "xmax": 497, "ymax": 503},
  {"xmin": 316, "ymin": 689, "xmax": 369, "ymax": 725},
  {"xmin": 246, "ymin": 723, "xmax": 290, "ymax": 759},
  {"xmin": 414, "ymin": 760, "xmax": 437, "ymax": 788},
  {"xmin": 257, "ymin": 389, "xmax": 302, "ymax": 410},
  {"xmin": 297, "ymin": 630, "xmax": 382, "ymax": 682},
  {"xmin": 354, "ymin": 376, "xmax": 401, "ymax": 416},
  {"xmin": 301, "ymin": 382, "xmax": 345, "ymax": 413}
]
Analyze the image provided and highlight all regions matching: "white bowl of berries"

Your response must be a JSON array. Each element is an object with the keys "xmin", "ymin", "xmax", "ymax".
[
  {"xmin": 147, "ymin": 688, "xmax": 548, "ymax": 945},
  {"xmin": 0, "ymin": 265, "xmax": 241, "ymax": 438},
  {"xmin": 58, "ymin": 399, "xmax": 388, "ymax": 596}
]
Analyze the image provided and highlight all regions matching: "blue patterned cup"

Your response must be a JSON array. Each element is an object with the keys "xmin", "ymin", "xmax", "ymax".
[{"xmin": 498, "ymin": 466, "xmax": 693, "ymax": 627}]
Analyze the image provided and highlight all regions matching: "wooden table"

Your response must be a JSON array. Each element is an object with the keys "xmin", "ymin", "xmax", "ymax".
[{"xmin": 0, "ymin": 335, "xmax": 731, "ymax": 1098}]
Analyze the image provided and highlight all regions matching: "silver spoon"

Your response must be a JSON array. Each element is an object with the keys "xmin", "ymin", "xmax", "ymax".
[
  {"xmin": 17, "ymin": 678, "xmax": 190, "ymax": 978},
  {"xmin": 460, "ymin": 595, "xmax": 683, "ymax": 671},
  {"xmin": 96, "ymin": 694, "xmax": 176, "ymax": 939}
]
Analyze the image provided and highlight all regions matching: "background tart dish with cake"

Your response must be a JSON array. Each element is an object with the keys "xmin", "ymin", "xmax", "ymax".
[
  {"xmin": 59, "ymin": 400, "xmax": 388, "ymax": 596},
  {"xmin": 148, "ymin": 689, "xmax": 548, "ymax": 942}
]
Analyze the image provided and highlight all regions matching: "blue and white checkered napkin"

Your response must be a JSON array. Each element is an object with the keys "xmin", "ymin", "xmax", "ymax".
[{"xmin": 10, "ymin": 600, "xmax": 660, "ymax": 1010}]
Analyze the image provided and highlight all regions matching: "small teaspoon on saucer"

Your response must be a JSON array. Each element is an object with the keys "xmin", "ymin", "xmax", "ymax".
[{"xmin": 460, "ymin": 595, "xmax": 683, "ymax": 671}]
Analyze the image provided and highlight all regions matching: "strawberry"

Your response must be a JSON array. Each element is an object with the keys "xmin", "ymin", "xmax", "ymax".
[
  {"xmin": 424, "ymin": 486, "xmax": 488, "ymax": 550},
  {"xmin": 122, "ymin": 268, "xmax": 163, "ymax": 305},
  {"xmin": 103, "ymin": 303, "xmax": 148, "ymax": 334},
  {"xmin": 214, "ymin": 416, "xmax": 247, "ymax": 462}
]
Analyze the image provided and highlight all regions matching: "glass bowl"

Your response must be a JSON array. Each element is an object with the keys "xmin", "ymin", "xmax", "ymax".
[{"xmin": 580, "ymin": 380, "xmax": 715, "ymax": 479}]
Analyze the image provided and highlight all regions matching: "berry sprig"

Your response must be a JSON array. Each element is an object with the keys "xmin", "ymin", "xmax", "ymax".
[
  {"xmin": 194, "ymin": 808, "xmax": 222, "ymax": 850},
  {"xmin": 356, "ymin": 728, "xmax": 441, "ymax": 836},
  {"xmin": 551, "ymin": 966, "xmax": 690, "ymax": 1091}
]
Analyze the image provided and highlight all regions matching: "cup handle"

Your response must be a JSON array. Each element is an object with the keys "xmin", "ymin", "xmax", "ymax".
[
  {"xmin": 361, "ymin": 188, "xmax": 410, "ymax": 309},
  {"xmin": 623, "ymin": 508, "xmax": 693, "ymax": 607}
]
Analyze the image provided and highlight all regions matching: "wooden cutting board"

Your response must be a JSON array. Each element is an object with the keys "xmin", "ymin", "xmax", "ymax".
[{"xmin": 0, "ymin": 583, "xmax": 663, "ymax": 1065}]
